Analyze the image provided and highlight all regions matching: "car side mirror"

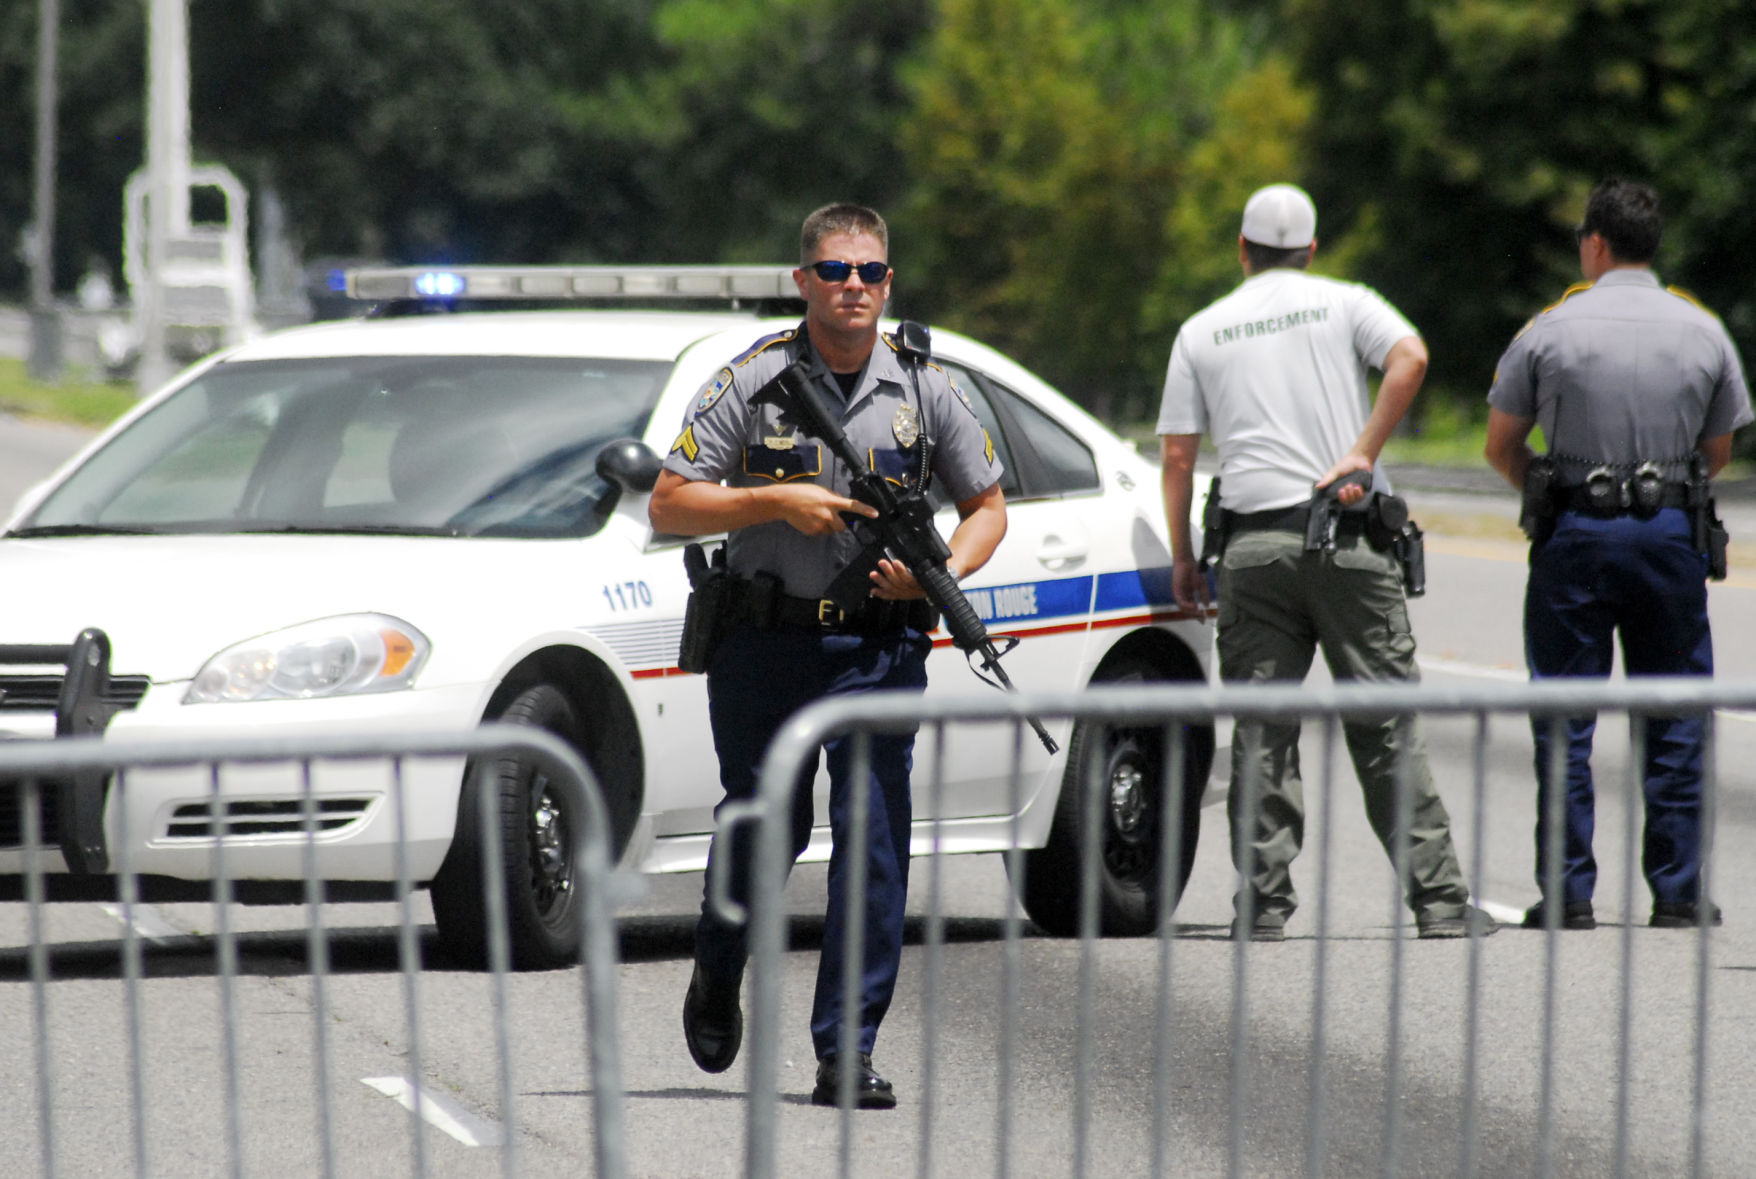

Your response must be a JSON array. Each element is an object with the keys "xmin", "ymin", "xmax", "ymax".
[{"xmin": 595, "ymin": 438, "xmax": 663, "ymax": 494}]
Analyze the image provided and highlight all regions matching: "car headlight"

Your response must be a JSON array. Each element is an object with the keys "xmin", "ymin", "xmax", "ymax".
[{"xmin": 184, "ymin": 614, "xmax": 431, "ymax": 704}]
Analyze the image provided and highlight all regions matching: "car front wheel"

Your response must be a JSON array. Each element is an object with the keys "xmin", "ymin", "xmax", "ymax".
[{"xmin": 430, "ymin": 683, "xmax": 585, "ymax": 969}]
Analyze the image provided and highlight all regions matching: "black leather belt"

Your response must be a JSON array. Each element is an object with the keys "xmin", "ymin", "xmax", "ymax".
[
  {"xmin": 1226, "ymin": 504, "xmax": 1368, "ymax": 537},
  {"xmin": 771, "ymin": 594, "xmax": 935, "ymax": 635},
  {"xmin": 1556, "ymin": 483, "xmax": 1691, "ymax": 514}
]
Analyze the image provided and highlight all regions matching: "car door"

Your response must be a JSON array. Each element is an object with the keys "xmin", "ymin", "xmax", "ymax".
[{"xmin": 917, "ymin": 359, "xmax": 1108, "ymax": 818}]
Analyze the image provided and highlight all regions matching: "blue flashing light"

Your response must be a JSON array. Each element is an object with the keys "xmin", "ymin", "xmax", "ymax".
[
  {"xmin": 413, "ymin": 271, "xmax": 466, "ymax": 298},
  {"xmin": 325, "ymin": 269, "xmax": 348, "ymax": 293}
]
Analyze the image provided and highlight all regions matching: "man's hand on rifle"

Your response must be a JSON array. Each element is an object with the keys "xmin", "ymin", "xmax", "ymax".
[{"xmin": 869, "ymin": 556, "xmax": 926, "ymax": 601}]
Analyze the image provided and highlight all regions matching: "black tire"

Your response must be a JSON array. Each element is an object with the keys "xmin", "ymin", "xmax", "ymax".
[
  {"xmin": 430, "ymin": 683, "xmax": 586, "ymax": 970},
  {"xmin": 1011, "ymin": 657, "xmax": 1214, "ymax": 937}
]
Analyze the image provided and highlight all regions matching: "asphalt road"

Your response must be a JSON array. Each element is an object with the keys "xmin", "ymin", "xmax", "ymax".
[
  {"xmin": 5, "ymin": 415, "xmax": 1756, "ymax": 1175},
  {"xmin": 0, "ymin": 413, "xmax": 96, "ymax": 520}
]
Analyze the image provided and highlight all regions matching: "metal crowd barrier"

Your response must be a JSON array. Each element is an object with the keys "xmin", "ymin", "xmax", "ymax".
[
  {"xmin": 725, "ymin": 677, "xmax": 1756, "ymax": 1179},
  {"xmin": 0, "ymin": 726, "xmax": 625, "ymax": 1179}
]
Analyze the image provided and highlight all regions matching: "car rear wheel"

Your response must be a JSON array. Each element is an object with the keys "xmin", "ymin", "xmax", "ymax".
[
  {"xmin": 1010, "ymin": 656, "xmax": 1213, "ymax": 937},
  {"xmin": 430, "ymin": 683, "xmax": 585, "ymax": 969}
]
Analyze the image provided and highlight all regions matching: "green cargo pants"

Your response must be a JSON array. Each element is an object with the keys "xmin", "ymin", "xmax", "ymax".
[{"xmin": 1216, "ymin": 527, "xmax": 1471, "ymax": 925}]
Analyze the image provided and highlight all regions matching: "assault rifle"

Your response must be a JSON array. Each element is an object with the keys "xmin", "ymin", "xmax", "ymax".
[{"xmin": 753, "ymin": 349, "xmax": 1058, "ymax": 754}]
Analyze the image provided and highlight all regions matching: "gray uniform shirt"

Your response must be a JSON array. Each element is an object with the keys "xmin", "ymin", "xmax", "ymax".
[
  {"xmin": 1488, "ymin": 269, "xmax": 1753, "ymax": 481},
  {"xmin": 662, "ymin": 325, "xmax": 1003, "ymax": 599}
]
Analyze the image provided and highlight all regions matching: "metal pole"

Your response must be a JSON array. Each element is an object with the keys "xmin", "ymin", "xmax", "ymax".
[
  {"xmin": 27, "ymin": 0, "xmax": 64, "ymax": 382},
  {"xmin": 138, "ymin": 0, "xmax": 192, "ymax": 397}
]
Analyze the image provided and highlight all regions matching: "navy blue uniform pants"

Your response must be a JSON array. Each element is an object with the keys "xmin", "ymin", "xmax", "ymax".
[
  {"xmin": 1525, "ymin": 508, "xmax": 1713, "ymax": 906},
  {"xmin": 696, "ymin": 620, "xmax": 928, "ymax": 1060}
]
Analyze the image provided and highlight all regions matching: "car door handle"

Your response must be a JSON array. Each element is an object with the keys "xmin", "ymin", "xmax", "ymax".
[{"xmin": 1035, "ymin": 536, "xmax": 1088, "ymax": 567}]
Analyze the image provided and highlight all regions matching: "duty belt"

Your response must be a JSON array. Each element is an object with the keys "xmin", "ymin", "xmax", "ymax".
[
  {"xmin": 1555, "ymin": 482, "xmax": 1691, "ymax": 515},
  {"xmin": 1226, "ymin": 504, "xmax": 1368, "ymax": 538},
  {"xmin": 769, "ymin": 593, "xmax": 936, "ymax": 635}
]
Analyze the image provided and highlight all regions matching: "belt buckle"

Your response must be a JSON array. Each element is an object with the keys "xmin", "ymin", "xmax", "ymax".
[{"xmin": 816, "ymin": 599, "xmax": 845, "ymax": 627}]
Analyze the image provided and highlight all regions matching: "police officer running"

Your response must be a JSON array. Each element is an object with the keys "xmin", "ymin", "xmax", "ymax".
[
  {"xmin": 1159, "ymin": 183, "xmax": 1494, "ymax": 941},
  {"xmin": 1485, "ymin": 179, "xmax": 1753, "ymax": 932},
  {"xmin": 648, "ymin": 203, "xmax": 1006, "ymax": 1107}
]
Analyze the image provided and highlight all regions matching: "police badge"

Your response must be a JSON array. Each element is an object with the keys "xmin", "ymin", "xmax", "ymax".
[{"xmin": 892, "ymin": 404, "xmax": 921, "ymax": 450}]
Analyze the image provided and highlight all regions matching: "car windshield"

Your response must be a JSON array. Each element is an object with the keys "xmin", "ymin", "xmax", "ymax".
[{"xmin": 16, "ymin": 355, "xmax": 672, "ymax": 539}]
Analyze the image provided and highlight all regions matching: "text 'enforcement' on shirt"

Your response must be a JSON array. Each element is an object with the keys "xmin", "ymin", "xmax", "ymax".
[{"xmin": 1212, "ymin": 306, "xmax": 1332, "ymax": 347}]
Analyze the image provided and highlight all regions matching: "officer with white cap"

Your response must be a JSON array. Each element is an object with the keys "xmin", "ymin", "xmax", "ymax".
[{"xmin": 1156, "ymin": 182, "xmax": 1494, "ymax": 941}]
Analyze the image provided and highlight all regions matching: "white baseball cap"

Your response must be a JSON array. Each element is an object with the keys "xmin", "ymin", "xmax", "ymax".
[{"xmin": 1240, "ymin": 183, "xmax": 1317, "ymax": 249}]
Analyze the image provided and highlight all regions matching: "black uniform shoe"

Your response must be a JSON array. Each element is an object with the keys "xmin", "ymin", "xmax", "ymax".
[
  {"xmin": 811, "ymin": 1053, "xmax": 897, "ymax": 1110},
  {"xmin": 1651, "ymin": 901, "xmax": 1723, "ymax": 929},
  {"xmin": 682, "ymin": 963, "xmax": 743, "ymax": 1074},
  {"xmin": 1416, "ymin": 905, "xmax": 1498, "ymax": 939},
  {"xmin": 1521, "ymin": 900, "xmax": 1597, "ymax": 931}
]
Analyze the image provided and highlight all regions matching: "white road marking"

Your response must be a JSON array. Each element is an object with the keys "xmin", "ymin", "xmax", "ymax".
[
  {"xmin": 361, "ymin": 1076, "xmax": 505, "ymax": 1147},
  {"xmin": 99, "ymin": 903, "xmax": 184, "ymax": 942},
  {"xmin": 1416, "ymin": 655, "xmax": 1527, "ymax": 683},
  {"xmin": 1418, "ymin": 655, "xmax": 1756, "ymax": 724}
]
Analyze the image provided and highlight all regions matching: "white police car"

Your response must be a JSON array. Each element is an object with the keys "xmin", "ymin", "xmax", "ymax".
[{"xmin": 0, "ymin": 266, "xmax": 1213, "ymax": 967}]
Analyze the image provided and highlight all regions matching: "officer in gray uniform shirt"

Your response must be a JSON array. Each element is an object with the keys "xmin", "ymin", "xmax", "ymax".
[
  {"xmin": 650, "ymin": 203, "xmax": 1005, "ymax": 1108},
  {"xmin": 1486, "ymin": 178, "xmax": 1753, "ymax": 932},
  {"xmin": 1159, "ymin": 182, "xmax": 1491, "ymax": 942}
]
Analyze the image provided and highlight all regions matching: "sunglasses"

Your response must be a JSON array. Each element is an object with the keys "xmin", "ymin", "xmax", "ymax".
[
  {"xmin": 1574, "ymin": 223, "xmax": 1595, "ymax": 245},
  {"xmin": 809, "ymin": 259, "xmax": 891, "ymax": 284}
]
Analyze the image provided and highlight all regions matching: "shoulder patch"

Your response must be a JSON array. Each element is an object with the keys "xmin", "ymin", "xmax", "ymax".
[
  {"xmin": 1667, "ymin": 285, "xmax": 1712, "ymax": 313},
  {"xmin": 728, "ymin": 328, "xmax": 797, "ymax": 369},
  {"xmin": 696, "ymin": 367, "xmax": 734, "ymax": 415},
  {"xmin": 670, "ymin": 424, "xmax": 699, "ymax": 463},
  {"xmin": 982, "ymin": 428, "xmax": 995, "ymax": 466},
  {"xmin": 949, "ymin": 379, "xmax": 976, "ymax": 415},
  {"xmin": 1538, "ymin": 281, "xmax": 1594, "ymax": 317}
]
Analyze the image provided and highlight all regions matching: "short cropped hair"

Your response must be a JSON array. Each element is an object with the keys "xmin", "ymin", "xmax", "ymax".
[
  {"xmin": 1243, "ymin": 241, "xmax": 1313, "ymax": 272},
  {"xmin": 1581, "ymin": 179, "xmax": 1662, "ymax": 264},
  {"xmin": 800, "ymin": 203, "xmax": 889, "ymax": 264}
]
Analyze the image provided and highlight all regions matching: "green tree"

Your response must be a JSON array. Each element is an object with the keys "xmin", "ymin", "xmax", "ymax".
[
  {"xmin": 900, "ymin": 0, "xmax": 1303, "ymax": 421},
  {"xmin": 4, "ymin": 1, "xmax": 931, "ymax": 298},
  {"xmin": 603, "ymin": 0, "xmax": 927, "ymax": 263},
  {"xmin": 1287, "ymin": 0, "xmax": 1756, "ymax": 428},
  {"xmin": 194, "ymin": 0, "xmax": 670, "ymax": 263},
  {"xmin": 1148, "ymin": 55, "xmax": 1317, "ymax": 338},
  {"xmin": 901, "ymin": 0, "xmax": 1140, "ymax": 416},
  {"xmin": 0, "ymin": 1, "xmax": 145, "ymax": 298}
]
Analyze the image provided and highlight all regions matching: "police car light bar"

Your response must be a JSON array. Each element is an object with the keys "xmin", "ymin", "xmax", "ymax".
[{"xmin": 345, "ymin": 265, "xmax": 799, "ymax": 304}]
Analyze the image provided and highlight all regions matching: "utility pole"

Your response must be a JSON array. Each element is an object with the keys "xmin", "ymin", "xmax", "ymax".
[
  {"xmin": 136, "ymin": 0, "xmax": 192, "ymax": 396},
  {"xmin": 27, "ymin": 0, "xmax": 63, "ymax": 382}
]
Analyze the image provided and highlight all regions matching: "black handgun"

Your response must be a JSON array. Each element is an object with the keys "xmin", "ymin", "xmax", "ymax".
[
  {"xmin": 1198, "ymin": 475, "xmax": 1225, "ymax": 570},
  {"xmin": 1305, "ymin": 470, "xmax": 1373, "ymax": 552},
  {"xmin": 753, "ymin": 351, "xmax": 1059, "ymax": 754}
]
